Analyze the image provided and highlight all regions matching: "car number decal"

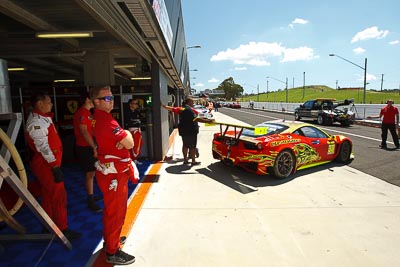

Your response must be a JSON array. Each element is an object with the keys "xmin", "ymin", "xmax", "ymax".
[
  {"xmin": 327, "ymin": 141, "xmax": 335, "ymax": 154},
  {"xmin": 254, "ymin": 127, "xmax": 268, "ymax": 135}
]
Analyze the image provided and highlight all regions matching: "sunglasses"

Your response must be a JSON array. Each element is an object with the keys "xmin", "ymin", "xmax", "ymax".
[{"xmin": 97, "ymin": 95, "xmax": 114, "ymax": 102}]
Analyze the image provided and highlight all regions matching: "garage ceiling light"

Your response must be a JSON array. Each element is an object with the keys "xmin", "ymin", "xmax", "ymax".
[
  {"xmin": 54, "ymin": 79, "xmax": 76, "ymax": 83},
  {"xmin": 131, "ymin": 77, "xmax": 151, "ymax": 80},
  {"xmin": 114, "ymin": 64, "xmax": 136, "ymax": 68},
  {"xmin": 36, "ymin": 32, "xmax": 93, "ymax": 38},
  {"xmin": 8, "ymin": 67, "xmax": 25, "ymax": 71}
]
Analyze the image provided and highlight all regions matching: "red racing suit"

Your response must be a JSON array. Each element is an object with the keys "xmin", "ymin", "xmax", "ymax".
[
  {"xmin": 26, "ymin": 110, "xmax": 67, "ymax": 231},
  {"xmin": 93, "ymin": 109, "xmax": 139, "ymax": 255}
]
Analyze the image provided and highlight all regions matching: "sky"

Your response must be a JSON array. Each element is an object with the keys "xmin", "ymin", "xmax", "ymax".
[{"xmin": 181, "ymin": 0, "xmax": 400, "ymax": 95}]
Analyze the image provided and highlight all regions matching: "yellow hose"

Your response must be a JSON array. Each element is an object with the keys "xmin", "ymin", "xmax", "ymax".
[{"xmin": 0, "ymin": 127, "xmax": 28, "ymax": 220}]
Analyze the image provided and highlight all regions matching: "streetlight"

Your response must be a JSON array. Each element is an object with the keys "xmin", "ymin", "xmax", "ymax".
[
  {"xmin": 187, "ymin": 45, "xmax": 201, "ymax": 49},
  {"xmin": 329, "ymin": 54, "xmax": 367, "ymax": 104},
  {"xmin": 266, "ymin": 76, "xmax": 288, "ymax": 103}
]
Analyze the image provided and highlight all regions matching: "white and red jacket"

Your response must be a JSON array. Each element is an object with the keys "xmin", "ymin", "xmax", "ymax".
[{"xmin": 26, "ymin": 110, "xmax": 63, "ymax": 167}]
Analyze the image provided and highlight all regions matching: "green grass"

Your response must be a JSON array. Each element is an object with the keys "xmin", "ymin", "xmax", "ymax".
[{"xmin": 241, "ymin": 85, "xmax": 400, "ymax": 104}]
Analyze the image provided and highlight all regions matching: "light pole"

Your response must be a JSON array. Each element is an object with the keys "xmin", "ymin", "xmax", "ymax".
[
  {"xmin": 266, "ymin": 76, "xmax": 288, "ymax": 103},
  {"xmin": 303, "ymin": 72, "xmax": 305, "ymax": 99},
  {"xmin": 187, "ymin": 45, "xmax": 201, "ymax": 49},
  {"xmin": 329, "ymin": 54, "xmax": 367, "ymax": 104}
]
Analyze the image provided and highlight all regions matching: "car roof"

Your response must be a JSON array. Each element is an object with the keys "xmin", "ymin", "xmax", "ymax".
[{"xmin": 315, "ymin": 98, "xmax": 336, "ymax": 101}]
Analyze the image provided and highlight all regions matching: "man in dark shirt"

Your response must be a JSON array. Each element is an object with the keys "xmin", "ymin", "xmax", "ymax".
[
  {"xmin": 178, "ymin": 97, "xmax": 214, "ymax": 166},
  {"xmin": 125, "ymin": 98, "xmax": 143, "ymax": 162}
]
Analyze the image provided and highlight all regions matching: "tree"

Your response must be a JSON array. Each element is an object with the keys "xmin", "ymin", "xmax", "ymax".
[{"xmin": 217, "ymin": 77, "xmax": 244, "ymax": 100}]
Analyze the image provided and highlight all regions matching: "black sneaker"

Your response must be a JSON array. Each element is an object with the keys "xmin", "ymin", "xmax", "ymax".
[
  {"xmin": 88, "ymin": 200, "xmax": 103, "ymax": 213},
  {"xmin": 106, "ymin": 249, "xmax": 135, "ymax": 265},
  {"xmin": 93, "ymin": 195, "xmax": 103, "ymax": 202},
  {"xmin": 103, "ymin": 236, "xmax": 127, "ymax": 249},
  {"xmin": 379, "ymin": 145, "xmax": 387, "ymax": 149},
  {"xmin": 62, "ymin": 228, "xmax": 82, "ymax": 241}
]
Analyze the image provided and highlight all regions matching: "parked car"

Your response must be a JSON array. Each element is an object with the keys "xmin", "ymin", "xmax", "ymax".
[
  {"xmin": 212, "ymin": 120, "xmax": 353, "ymax": 178},
  {"xmin": 294, "ymin": 98, "xmax": 355, "ymax": 126},
  {"xmin": 193, "ymin": 104, "xmax": 207, "ymax": 114},
  {"xmin": 228, "ymin": 102, "xmax": 241, "ymax": 108}
]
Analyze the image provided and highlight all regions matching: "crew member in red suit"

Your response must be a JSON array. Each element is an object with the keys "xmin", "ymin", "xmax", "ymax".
[
  {"xmin": 367, "ymin": 99, "xmax": 399, "ymax": 149},
  {"xmin": 26, "ymin": 92, "xmax": 81, "ymax": 241},
  {"xmin": 73, "ymin": 94, "xmax": 102, "ymax": 212},
  {"xmin": 126, "ymin": 98, "xmax": 143, "ymax": 162},
  {"xmin": 91, "ymin": 86, "xmax": 137, "ymax": 265}
]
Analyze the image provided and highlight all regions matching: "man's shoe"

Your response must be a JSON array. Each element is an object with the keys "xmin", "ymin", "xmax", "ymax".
[
  {"xmin": 106, "ymin": 249, "xmax": 135, "ymax": 265},
  {"xmin": 191, "ymin": 161, "xmax": 201, "ymax": 166},
  {"xmin": 88, "ymin": 200, "xmax": 102, "ymax": 213},
  {"xmin": 103, "ymin": 236, "xmax": 127, "ymax": 248},
  {"xmin": 62, "ymin": 228, "xmax": 82, "ymax": 241},
  {"xmin": 379, "ymin": 144, "xmax": 387, "ymax": 149},
  {"xmin": 93, "ymin": 195, "xmax": 103, "ymax": 202}
]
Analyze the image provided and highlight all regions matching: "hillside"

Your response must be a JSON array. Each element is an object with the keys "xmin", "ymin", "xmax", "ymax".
[{"xmin": 241, "ymin": 85, "xmax": 400, "ymax": 104}]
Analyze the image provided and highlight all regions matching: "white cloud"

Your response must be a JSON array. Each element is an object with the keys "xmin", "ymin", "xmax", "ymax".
[
  {"xmin": 353, "ymin": 47, "xmax": 366, "ymax": 54},
  {"xmin": 234, "ymin": 67, "xmax": 247, "ymax": 71},
  {"xmin": 292, "ymin": 18, "xmax": 309, "ymax": 25},
  {"xmin": 208, "ymin": 78, "xmax": 219, "ymax": 83},
  {"xmin": 289, "ymin": 18, "xmax": 308, "ymax": 29},
  {"xmin": 281, "ymin": 47, "xmax": 318, "ymax": 62},
  {"xmin": 389, "ymin": 40, "xmax": 399, "ymax": 45},
  {"xmin": 210, "ymin": 42, "xmax": 316, "ymax": 66},
  {"xmin": 351, "ymin": 26, "xmax": 389, "ymax": 43}
]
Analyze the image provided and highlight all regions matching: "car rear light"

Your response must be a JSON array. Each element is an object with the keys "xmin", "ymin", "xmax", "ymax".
[
  {"xmin": 226, "ymin": 139, "xmax": 237, "ymax": 145},
  {"xmin": 257, "ymin": 143, "xmax": 263, "ymax": 150}
]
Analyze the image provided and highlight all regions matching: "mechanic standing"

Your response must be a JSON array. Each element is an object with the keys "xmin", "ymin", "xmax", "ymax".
[
  {"xmin": 91, "ymin": 86, "xmax": 137, "ymax": 265},
  {"xmin": 125, "ymin": 98, "xmax": 143, "ymax": 163},
  {"xmin": 26, "ymin": 92, "xmax": 81, "ymax": 241},
  {"xmin": 367, "ymin": 99, "xmax": 399, "ymax": 149},
  {"xmin": 73, "ymin": 93, "xmax": 102, "ymax": 212}
]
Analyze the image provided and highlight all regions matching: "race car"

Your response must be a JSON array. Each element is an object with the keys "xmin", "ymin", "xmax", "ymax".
[{"xmin": 212, "ymin": 120, "xmax": 354, "ymax": 178}]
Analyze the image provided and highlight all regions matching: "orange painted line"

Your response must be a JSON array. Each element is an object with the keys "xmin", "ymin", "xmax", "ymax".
[{"xmin": 90, "ymin": 130, "xmax": 178, "ymax": 267}]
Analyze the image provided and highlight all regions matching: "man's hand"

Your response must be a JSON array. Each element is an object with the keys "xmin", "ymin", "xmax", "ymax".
[{"xmin": 52, "ymin": 167, "xmax": 64, "ymax": 183}]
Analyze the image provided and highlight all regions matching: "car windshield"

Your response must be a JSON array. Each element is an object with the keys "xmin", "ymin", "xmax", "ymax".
[{"xmin": 242, "ymin": 123, "xmax": 288, "ymax": 137}]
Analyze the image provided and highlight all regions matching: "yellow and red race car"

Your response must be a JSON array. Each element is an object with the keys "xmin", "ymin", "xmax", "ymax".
[{"xmin": 212, "ymin": 120, "xmax": 354, "ymax": 178}]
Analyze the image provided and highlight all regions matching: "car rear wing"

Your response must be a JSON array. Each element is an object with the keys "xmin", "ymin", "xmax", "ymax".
[
  {"xmin": 211, "ymin": 121, "xmax": 267, "ymax": 143},
  {"xmin": 333, "ymin": 98, "xmax": 354, "ymax": 108}
]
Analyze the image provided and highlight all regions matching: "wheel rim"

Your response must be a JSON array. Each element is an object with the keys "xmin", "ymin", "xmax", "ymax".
[
  {"xmin": 295, "ymin": 113, "xmax": 299, "ymax": 120},
  {"xmin": 341, "ymin": 142, "xmax": 350, "ymax": 161},
  {"xmin": 317, "ymin": 116, "xmax": 323, "ymax": 125},
  {"xmin": 276, "ymin": 151, "xmax": 294, "ymax": 177}
]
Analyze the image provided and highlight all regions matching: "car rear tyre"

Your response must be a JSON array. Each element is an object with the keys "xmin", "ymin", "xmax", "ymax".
[
  {"xmin": 336, "ymin": 140, "xmax": 351, "ymax": 163},
  {"xmin": 271, "ymin": 149, "xmax": 295, "ymax": 179},
  {"xmin": 294, "ymin": 112, "xmax": 301, "ymax": 121},
  {"xmin": 317, "ymin": 115, "xmax": 324, "ymax": 125}
]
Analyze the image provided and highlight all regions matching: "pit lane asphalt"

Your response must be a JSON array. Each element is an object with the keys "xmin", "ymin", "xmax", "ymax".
[
  {"xmin": 105, "ymin": 111, "xmax": 400, "ymax": 267},
  {"xmin": 218, "ymin": 107, "xmax": 400, "ymax": 187}
]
